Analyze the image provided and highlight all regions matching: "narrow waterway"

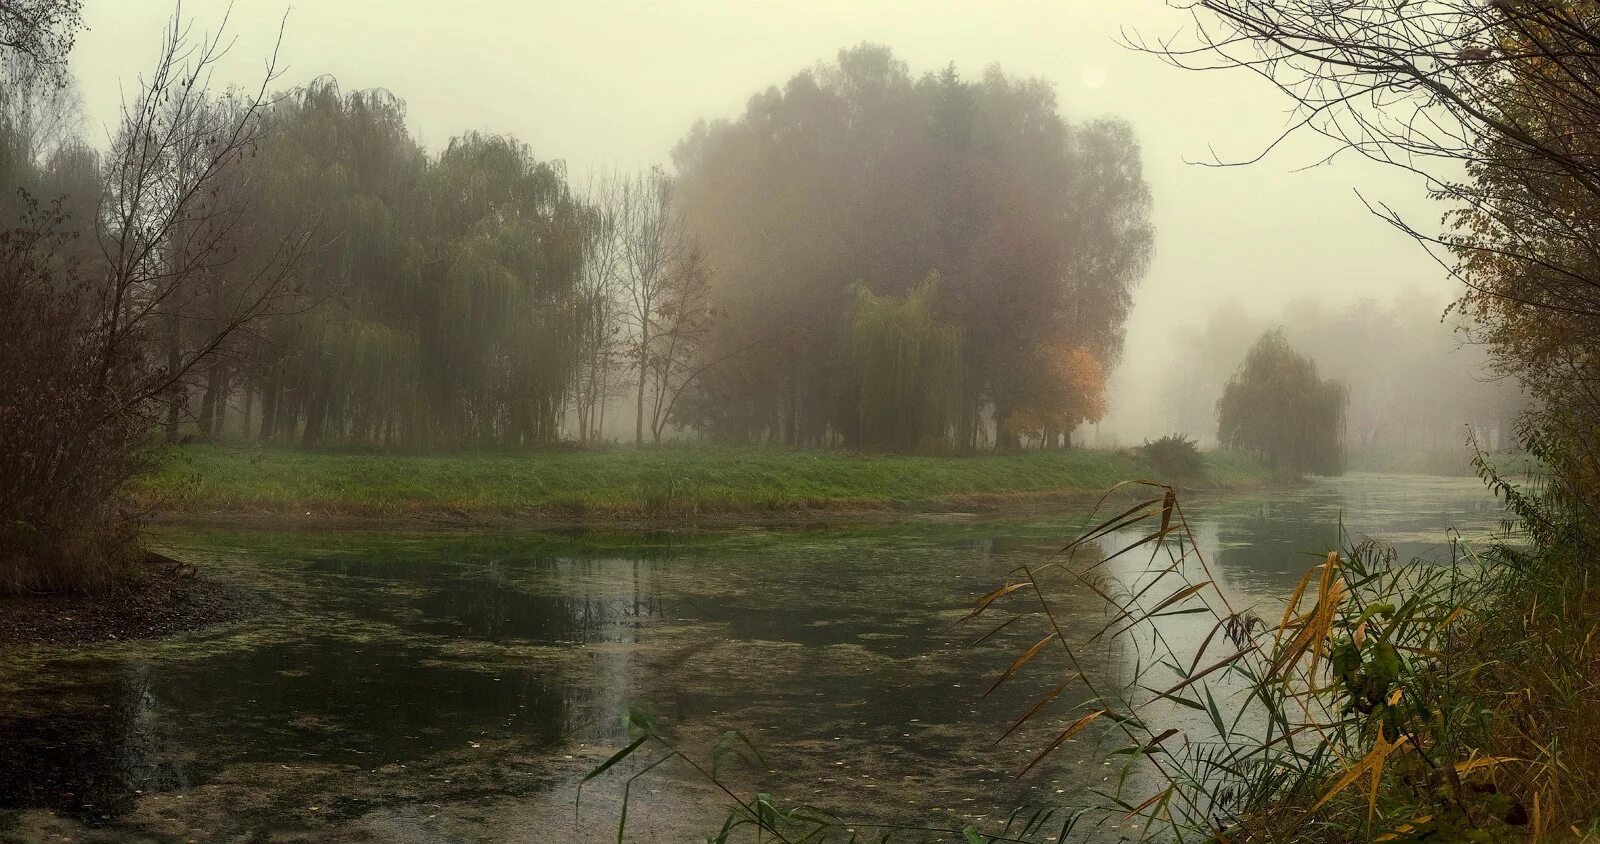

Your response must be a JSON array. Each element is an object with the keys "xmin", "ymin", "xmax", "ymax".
[{"xmin": 0, "ymin": 475, "xmax": 1505, "ymax": 842}]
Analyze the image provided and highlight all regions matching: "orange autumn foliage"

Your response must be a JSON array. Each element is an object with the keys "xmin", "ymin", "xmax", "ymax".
[{"xmin": 1003, "ymin": 344, "xmax": 1107, "ymax": 440}]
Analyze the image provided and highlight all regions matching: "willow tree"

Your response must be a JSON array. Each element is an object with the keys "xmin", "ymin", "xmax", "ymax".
[
  {"xmin": 0, "ymin": 50, "xmax": 94, "ymax": 251},
  {"xmin": 1217, "ymin": 330, "xmax": 1348, "ymax": 475},
  {"xmin": 236, "ymin": 83, "xmax": 589, "ymax": 450},
  {"xmin": 0, "ymin": 0, "xmax": 81, "ymax": 86},
  {"xmin": 246, "ymin": 79, "xmax": 425, "ymax": 447},
  {"xmin": 413, "ymin": 133, "xmax": 586, "ymax": 448},
  {"xmin": 841, "ymin": 276, "xmax": 964, "ymax": 453},
  {"xmin": 672, "ymin": 45, "xmax": 1152, "ymax": 451}
]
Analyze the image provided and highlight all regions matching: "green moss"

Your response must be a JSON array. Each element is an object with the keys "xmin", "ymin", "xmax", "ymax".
[{"xmin": 136, "ymin": 444, "xmax": 1275, "ymax": 519}]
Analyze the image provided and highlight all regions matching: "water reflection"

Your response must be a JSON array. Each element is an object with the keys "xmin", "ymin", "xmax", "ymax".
[
  {"xmin": 306, "ymin": 544, "xmax": 674, "ymax": 644},
  {"xmin": 0, "ymin": 664, "xmax": 179, "ymax": 822},
  {"xmin": 0, "ymin": 475, "xmax": 1505, "ymax": 838}
]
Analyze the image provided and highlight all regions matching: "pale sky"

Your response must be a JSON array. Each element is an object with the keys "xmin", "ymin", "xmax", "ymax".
[{"xmin": 71, "ymin": 1, "xmax": 1451, "ymax": 440}]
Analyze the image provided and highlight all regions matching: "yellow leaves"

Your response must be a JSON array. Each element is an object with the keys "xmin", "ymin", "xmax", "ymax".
[
  {"xmin": 1020, "ymin": 708, "xmax": 1106, "ymax": 777},
  {"xmin": 1308, "ymin": 736, "xmax": 1521, "ymax": 836},
  {"xmin": 984, "ymin": 633, "xmax": 1056, "ymax": 699},
  {"xmin": 1001, "ymin": 406, "xmax": 1049, "ymax": 436},
  {"xmin": 1059, "ymin": 345, "xmax": 1108, "ymax": 424},
  {"xmin": 1374, "ymin": 815, "xmax": 1432, "ymax": 842},
  {"xmin": 1123, "ymin": 786, "xmax": 1172, "ymax": 820},
  {"xmin": 1453, "ymin": 754, "xmax": 1523, "ymax": 776},
  {"xmin": 1271, "ymin": 552, "xmax": 1346, "ymax": 680},
  {"xmin": 965, "ymin": 580, "xmax": 1032, "ymax": 620},
  {"xmin": 1309, "ymin": 731, "xmax": 1409, "ymax": 826}
]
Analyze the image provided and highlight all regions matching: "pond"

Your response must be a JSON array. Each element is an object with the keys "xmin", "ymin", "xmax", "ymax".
[{"xmin": 0, "ymin": 475, "xmax": 1506, "ymax": 842}]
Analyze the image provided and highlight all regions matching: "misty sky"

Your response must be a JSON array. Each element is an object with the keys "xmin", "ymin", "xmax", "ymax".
[{"xmin": 70, "ymin": 1, "xmax": 1452, "ymax": 441}]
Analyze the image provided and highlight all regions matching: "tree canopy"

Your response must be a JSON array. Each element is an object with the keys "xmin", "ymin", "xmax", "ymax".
[
  {"xmin": 671, "ymin": 45, "xmax": 1152, "ymax": 452},
  {"xmin": 223, "ymin": 80, "xmax": 590, "ymax": 449},
  {"xmin": 1217, "ymin": 329, "xmax": 1348, "ymax": 475}
]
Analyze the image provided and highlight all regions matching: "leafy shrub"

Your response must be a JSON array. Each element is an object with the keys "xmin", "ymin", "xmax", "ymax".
[{"xmin": 1142, "ymin": 433, "xmax": 1204, "ymax": 480}]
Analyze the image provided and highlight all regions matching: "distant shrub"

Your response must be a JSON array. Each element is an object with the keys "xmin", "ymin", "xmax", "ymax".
[{"xmin": 1141, "ymin": 434, "xmax": 1204, "ymax": 480}]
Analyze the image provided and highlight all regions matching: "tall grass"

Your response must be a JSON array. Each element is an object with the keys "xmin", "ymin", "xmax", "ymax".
[
  {"xmin": 961, "ymin": 479, "xmax": 1600, "ymax": 841},
  {"xmin": 952, "ymin": 484, "xmax": 1477, "ymax": 840}
]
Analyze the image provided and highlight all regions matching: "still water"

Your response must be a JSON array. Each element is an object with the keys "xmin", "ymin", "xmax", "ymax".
[{"xmin": 0, "ymin": 475, "xmax": 1505, "ymax": 842}]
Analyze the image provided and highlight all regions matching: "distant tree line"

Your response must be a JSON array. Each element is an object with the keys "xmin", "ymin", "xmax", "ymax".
[
  {"xmin": 2, "ymin": 36, "xmax": 1151, "ymax": 455},
  {"xmin": 1150, "ymin": 296, "xmax": 1527, "ymax": 461}
]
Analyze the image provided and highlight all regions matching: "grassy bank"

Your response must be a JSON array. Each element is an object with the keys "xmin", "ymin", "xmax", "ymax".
[{"xmin": 136, "ymin": 444, "xmax": 1273, "ymax": 523}]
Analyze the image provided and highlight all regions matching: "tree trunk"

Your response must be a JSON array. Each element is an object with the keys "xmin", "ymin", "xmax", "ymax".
[
  {"xmin": 197, "ymin": 361, "xmax": 226, "ymax": 439},
  {"xmin": 634, "ymin": 322, "xmax": 649, "ymax": 447},
  {"xmin": 281, "ymin": 393, "xmax": 301, "ymax": 445},
  {"xmin": 164, "ymin": 310, "xmax": 183, "ymax": 442},
  {"xmin": 785, "ymin": 358, "xmax": 799, "ymax": 448},
  {"xmin": 596, "ymin": 360, "xmax": 608, "ymax": 442},
  {"xmin": 993, "ymin": 403, "xmax": 1018, "ymax": 452},
  {"xmin": 576, "ymin": 369, "xmax": 590, "ymax": 444},
  {"xmin": 301, "ymin": 393, "xmax": 323, "ymax": 449},
  {"xmin": 260, "ymin": 371, "xmax": 280, "ymax": 443},
  {"xmin": 213, "ymin": 378, "xmax": 229, "ymax": 437},
  {"xmin": 241, "ymin": 387, "xmax": 254, "ymax": 440}
]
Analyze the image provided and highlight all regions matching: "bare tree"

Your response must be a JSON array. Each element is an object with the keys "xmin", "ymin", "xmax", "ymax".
[
  {"xmin": 99, "ymin": 10, "xmax": 313, "ymax": 421},
  {"xmin": 640, "ymin": 241, "xmax": 717, "ymax": 444},
  {"xmin": 572, "ymin": 171, "xmax": 627, "ymax": 442},
  {"xmin": 1136, "ymin": 1, "xmax": 1600, "ymax": 331},
  {"xmin": 619, "ymin": 166, "xmax": 693, "ymax": 446},
  {"xmin": 0, "ymin": 8, "xmax": 314, "ymax": 592}
]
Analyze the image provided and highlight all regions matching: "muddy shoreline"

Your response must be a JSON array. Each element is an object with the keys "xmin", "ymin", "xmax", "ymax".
[{"xmin": 0, "ymin": 555, "xmax": 260, "ymax": 649}]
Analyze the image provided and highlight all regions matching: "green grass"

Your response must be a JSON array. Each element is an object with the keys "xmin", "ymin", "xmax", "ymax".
[{"xmin": 136, "ymin": 444, "xmax": 1274, "ymax": 521}]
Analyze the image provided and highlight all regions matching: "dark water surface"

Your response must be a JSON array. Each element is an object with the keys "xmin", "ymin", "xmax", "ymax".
[{"xmin": 0, "ymin": 475, "xmax": 1505, "ymax": 842}]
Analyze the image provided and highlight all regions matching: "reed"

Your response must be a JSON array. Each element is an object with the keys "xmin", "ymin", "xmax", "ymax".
[{"xmin": 583, "ymin": 471, "xmax": 1598, "ymax": 841}]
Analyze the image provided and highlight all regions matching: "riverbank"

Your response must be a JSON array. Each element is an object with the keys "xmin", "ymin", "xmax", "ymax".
[
  {"xmin": 136, "ymin": 445, "xmax": 1276, "ymax": 527},
  {"xmin": 0, "ymin": 553, "xmax": 258, "ymax": 648}
]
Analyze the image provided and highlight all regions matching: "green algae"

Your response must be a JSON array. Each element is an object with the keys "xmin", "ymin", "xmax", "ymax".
[{"xmin": 0, "ymin": 474, "xmax": 1507, "ymax": 842}]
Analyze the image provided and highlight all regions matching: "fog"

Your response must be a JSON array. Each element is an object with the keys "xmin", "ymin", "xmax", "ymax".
[
  {"xmin": 7, "ymin": 4, "xmax": 1586, "ymax": 838},
  {"xmin": 63, "ymin": 0, "xmax": 1481, "ymax": 449}
]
